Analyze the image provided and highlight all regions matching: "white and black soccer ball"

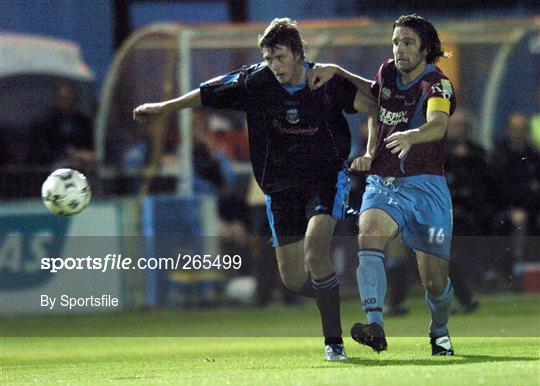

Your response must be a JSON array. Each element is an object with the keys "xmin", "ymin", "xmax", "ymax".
[{"xmin": 41, "ymin": 168, "xmax": 91, "ymax": 216}]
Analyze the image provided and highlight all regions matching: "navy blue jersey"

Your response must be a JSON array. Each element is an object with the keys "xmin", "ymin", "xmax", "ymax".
[{"xmin": 200, "ymin": 62, "xmax": 357, "ymax": 194}]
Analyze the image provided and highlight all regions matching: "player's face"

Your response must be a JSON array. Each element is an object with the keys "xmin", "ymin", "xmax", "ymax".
[
  {"xmin": 261, "ymin": 44, "xmax": 304, "ymax": 86},
  {"xmin": 392, "ymin": 26, "xmax": 427, "ymax": 82}
]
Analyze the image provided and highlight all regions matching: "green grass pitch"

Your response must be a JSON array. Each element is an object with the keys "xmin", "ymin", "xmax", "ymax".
[{"xmin": 1, "ymin": 294, "xmax": 539, "ymax": 385}]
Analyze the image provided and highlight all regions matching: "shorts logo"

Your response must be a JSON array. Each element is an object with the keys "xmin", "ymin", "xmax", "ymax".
[
  {"xmin": 381, "ymin": 87, "xmax": 392, "ymax": 100},
  {"xmin": 286, "ymin": 109, "xmax": 300, "ymax": 124}
]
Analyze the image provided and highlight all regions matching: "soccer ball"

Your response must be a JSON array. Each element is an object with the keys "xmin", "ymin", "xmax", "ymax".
[{"xmin": 41, "ymin": 168, "xmax": 91, "ymax": 216}]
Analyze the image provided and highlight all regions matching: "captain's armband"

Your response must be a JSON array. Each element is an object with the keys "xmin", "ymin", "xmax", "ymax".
[{"xmin": 427, "ymin": 97, "xmax": 451, "ymax": 114}]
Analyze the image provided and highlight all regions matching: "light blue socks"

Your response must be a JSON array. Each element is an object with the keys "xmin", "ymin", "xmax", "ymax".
[
  {"xmin": 357, "ymin": 250, "xmax": 387, "ymax": 327},
  {"xmin": 425, "ymin": 279, "xmax": 454, "ymax": 337}
]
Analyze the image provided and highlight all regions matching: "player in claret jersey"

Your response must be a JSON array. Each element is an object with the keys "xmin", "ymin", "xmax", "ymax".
[
  {"xmin": 308, "ymin": 14, "xmax": 457, "ymax": 356},
  {"xmin": 133, "ymin": 18, "xmax": 377, "ymax": 361}
]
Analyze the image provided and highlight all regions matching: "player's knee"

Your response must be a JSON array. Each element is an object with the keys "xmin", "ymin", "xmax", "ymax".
[
  {"xmin": 282, "ymin": 278, "xmax": 304, "ymax": 292},
  {"xmin": 279, "ymin": 270, "xmax": 305, "ymax": 291},
  {"xmin": 357, "ymin": 229, "xmax": 390, "ymax": 250},
  {"xmin": 423, "ymin": 278, "xmax": 447, "ymax": 297}
]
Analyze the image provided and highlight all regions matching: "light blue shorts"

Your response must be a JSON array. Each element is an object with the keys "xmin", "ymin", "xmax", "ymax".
[{"xmin": 360, "ymin": 174, "xmax": 453, "ymax": 259}]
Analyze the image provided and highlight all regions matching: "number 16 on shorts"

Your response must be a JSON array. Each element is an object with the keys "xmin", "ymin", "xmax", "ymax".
[{"xmin": 428, "ymin": 227, "xmax": 445, "ymax": 244}]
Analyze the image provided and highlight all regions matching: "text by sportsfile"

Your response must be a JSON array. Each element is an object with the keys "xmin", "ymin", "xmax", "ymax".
[{"xmin": 40, "ymin": 294, "xmax": 119, "ymax": 310}]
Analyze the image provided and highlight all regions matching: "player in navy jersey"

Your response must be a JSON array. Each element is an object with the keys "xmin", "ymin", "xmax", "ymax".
[
  {"xmin": 133, "ymin": 18, "xmax": 377, "ymax": 361},
  {"xmin": 308, "ymin": 14, "xmax": 457, "ymax": 355}
]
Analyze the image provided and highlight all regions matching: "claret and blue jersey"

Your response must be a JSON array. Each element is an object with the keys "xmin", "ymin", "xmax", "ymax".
[
  {"xmin": 199, "ymin": 61, "xmax": 357, "ymax": 194},
  {"xmin": 360, "ymin": 58, "xmax": 457, "ymax": 259},
  {"xmin": 370, "ymin": 59, "xmax": 457, "ymax": 177}
]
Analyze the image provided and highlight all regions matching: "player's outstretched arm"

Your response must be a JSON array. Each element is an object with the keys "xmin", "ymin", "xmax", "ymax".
[
  {"xmin": 351, "ymin": 102, "xmax": 378, "ymax": 172},
  {"xmin": 307, "ymin": 64, "xmax": 374, "ymax": 101},
  {"xmin": 384, "ymin": 110, "xmax": 449, "ymax": 159},
  {"xmin": 133, "ymin": 89, "xmax": 202, "ymax": 121}
]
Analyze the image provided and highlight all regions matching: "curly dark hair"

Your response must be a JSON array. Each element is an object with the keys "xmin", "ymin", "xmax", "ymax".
[
  {"xmin": 393, "ymin": 14, "xmax": 450, "ymax": 63},
  {"xmin": 258, "ymin": 18, "xmax": 305, "ymax": 60}
]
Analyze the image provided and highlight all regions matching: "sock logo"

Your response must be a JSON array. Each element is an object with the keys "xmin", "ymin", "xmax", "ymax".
[{"xmin": 362, "ymin": 297, "xmax": 376, "ymax": 306}]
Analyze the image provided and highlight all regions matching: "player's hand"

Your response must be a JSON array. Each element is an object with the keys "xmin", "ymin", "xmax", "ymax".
[
  {"xmin": 384, "ymin": 131, "xmax": 413, "ymax": 159},
  {"xmin": 133, "ymin": 102, "xmax": 168, "ymax": 121},
  {"xmin": 350, "ymin": 154, "xmax": 372, "ymax": 172},
  {"xmin": 307, "ymin": 64, "xmax": 339, "ymax": 90}
]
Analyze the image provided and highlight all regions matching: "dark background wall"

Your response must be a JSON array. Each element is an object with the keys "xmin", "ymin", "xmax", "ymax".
[{"xmin": 0, "ymin": 0, "xmax": 537, "ymax": 95}]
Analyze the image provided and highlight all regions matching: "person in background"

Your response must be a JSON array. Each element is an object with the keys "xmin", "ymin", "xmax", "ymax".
[
  {"xmin": 491, "ymin": 111, "xmax": 540, "ymax": 289},
  {"xmin": 444, "ymin": 109, "xmax": 491, "ymax": 311},
  {"xmin": 28, "ymin": 83, "xmax": 94, "ymax": 170}
]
